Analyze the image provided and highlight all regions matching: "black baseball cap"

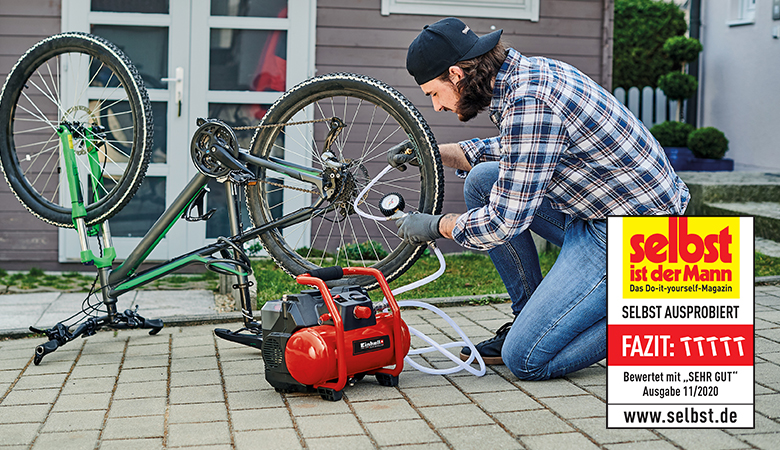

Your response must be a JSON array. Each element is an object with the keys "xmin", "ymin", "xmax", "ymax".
[{"xmin": 406, "ymin": 17, "xmax": 503, "ymax": 85}]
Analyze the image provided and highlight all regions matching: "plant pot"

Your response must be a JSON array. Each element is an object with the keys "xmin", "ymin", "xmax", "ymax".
[
  {"xmin": 663, "ymin": 147, "xmax": 695, "ymax": 171},
  {"xmin": 687, "ymin": 157, "xmax": 734, "ymax": 172}
]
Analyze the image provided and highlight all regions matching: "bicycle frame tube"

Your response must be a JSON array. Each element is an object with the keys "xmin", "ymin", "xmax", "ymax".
[
  {"xmin": 106, "ymin": 168, "xmax": 328, "ymax": 296},
  {"xmin": 109, "ymin": 172, "xmax": 211, "ymax": 283},
  {"xmin": 239, "ymin": 151, "xmax": 323, "ymax": 191}
]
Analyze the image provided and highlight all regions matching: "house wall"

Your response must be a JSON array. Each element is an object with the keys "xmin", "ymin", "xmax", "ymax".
[
  {"xmin": 0, "ymin": 1, "xmax": 62, "ymax": 271},
  {"xmin": 316, "ymin": 0, "xmax": 612, "ymax": 253},
  {"xmin": 699, "ymin": 1, "xmax": 780, "ymax": 172},
  {"xmin": 0, "ymin": 0, "xmax": 612, "ymax": 269}
]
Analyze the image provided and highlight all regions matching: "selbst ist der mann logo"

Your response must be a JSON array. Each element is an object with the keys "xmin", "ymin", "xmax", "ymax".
[{"xmin": 623, "ymin": 217, "xmax": 739, "ymax": 299}]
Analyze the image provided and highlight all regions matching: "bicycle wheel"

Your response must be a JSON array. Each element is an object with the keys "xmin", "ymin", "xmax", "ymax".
[
  {"xmin": 0, "ymin": 32, "xmax": 153, "ymax": 228},
  {"xmin": 246, "ymin": 73, "xmax": 444, "ymax": 289}
]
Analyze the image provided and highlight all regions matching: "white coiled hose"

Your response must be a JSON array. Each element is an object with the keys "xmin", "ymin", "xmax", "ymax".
[{"xmin": 352, "ymin": 164, "xmax": 486, "ymax": 377}]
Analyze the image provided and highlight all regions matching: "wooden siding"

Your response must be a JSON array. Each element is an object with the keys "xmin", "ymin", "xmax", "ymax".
[
  {"xmin": 0, "ymin": 0, "xmax": 62, "ymax": 271},
  {"xmin": 316, "ymin": 0, "xmax": 611, "ymax": 253},
  {"xmin": 0, "ymin": 0, "xmax": 611, "ymax": 268}
]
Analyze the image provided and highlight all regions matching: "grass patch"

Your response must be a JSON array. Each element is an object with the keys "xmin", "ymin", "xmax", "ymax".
[
  {"xmin": 252, "ymin": 248, "xmax": 562, "ymax": 307},
  {"xmin": 756, "ymin": 252, "xmax": 780, "ymax": 277},
  {"xmin": 253, "ymin": 259, "xmax": 303, "ymax": 304}
]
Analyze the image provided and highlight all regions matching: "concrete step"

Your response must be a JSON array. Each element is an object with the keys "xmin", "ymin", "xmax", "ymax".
[
  {"xmin": 678, "ymin": 172, "xmax": 780, "ymax": 256},
  {"xmin": 757, "ymin": 237, "xmax": 780, "ymax": 258},
  {"xmin": 679, "ymin": 172, "xmax": 780, "ymax": 214},
  {"xmin": 702, "ymin": 201, "xmax": 780, "ymax": 246}
]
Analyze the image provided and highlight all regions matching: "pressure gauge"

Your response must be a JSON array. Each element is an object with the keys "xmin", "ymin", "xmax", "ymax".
[{"xmin": 379, "ymin": 192, "xmax": 405, "ymax": 217}]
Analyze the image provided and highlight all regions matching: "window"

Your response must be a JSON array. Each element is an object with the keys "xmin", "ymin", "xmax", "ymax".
[
  {"xmin": 728, "ymin": 0, "xmax": 757, "ymax": 26},
  {"xmin": 381, "ymin": 0, "xmax": 539, "ymax": 22}
]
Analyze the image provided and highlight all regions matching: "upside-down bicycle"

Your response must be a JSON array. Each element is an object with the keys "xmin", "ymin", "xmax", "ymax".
[{"xmin": 0, "ymin": 32, "xmax": 444, "ymax": 364}]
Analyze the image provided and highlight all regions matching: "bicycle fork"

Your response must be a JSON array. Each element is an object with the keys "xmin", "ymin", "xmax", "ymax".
[
  {"xmin": 31, "ymin": 126, "xmax": 162, "ymax": 365},
  {"xmin": 57, "ymin": 124, "xmax": 119, "ymax": 313}
]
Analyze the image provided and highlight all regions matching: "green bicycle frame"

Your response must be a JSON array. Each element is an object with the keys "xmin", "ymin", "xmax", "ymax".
[{"xmin": 57, "ymin": 122, "xmax": 329, "ymax": 325}]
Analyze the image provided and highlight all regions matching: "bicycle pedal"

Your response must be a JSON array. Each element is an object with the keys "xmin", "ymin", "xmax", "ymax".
[{"xmin": 214, "ymin": 328, "xmax": 263, "ymax": 349}]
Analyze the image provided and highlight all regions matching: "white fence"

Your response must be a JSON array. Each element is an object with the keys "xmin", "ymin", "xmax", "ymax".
[{"xmin": 612, "ymin": 86, "xmax": 678, "ymax": 129}]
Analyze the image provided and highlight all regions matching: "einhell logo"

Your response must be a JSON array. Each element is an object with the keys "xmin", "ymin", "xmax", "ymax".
[
  {"xmin": 623, "ymin": 217, "xmax": 740, "ymax": 299},
  {"xmin": 353, "ymin": 335, "xmax": 391, "ymax": 355}
]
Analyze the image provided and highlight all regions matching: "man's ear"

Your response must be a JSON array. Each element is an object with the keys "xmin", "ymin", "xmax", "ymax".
[{"xmin": 448, "ymin": 66, "xmax": 464, "ymax": 84}]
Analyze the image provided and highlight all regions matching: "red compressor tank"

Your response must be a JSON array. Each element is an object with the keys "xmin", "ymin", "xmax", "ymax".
[{"xmin": 285, "ymin": 312, "xmax": 410, "ymax": 386}]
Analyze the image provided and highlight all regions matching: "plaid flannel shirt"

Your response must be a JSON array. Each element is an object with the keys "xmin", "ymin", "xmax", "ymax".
[{"xmin": 453, "ymin": 49, "xmax": 690, "ymax": 250}]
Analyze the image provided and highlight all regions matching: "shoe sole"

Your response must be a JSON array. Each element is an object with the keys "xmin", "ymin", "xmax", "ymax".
[{"xmin": 460, "ymin": 351, "xmax": 503, "ymax": 365}]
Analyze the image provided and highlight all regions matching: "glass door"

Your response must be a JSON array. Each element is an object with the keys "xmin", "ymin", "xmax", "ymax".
[
  {"xmin": 189, "ymin": 0, "xmax": 316, "ymax": 252},
  {"xmin": 60, "ymin": 0, "xmax": 315, "ymax": 262}
]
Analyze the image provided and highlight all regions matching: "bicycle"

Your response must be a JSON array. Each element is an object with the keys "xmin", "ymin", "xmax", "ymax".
[{"xmin": 0, "ymin": 32, "xmax": 444, "ymax": 364}]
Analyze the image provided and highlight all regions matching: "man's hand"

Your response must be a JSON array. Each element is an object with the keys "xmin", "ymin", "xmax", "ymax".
[
  {"xmin": 396, "ymin": 213, "xmax": 443, "ymax": 245},
  {"xmin": 386, "ymin": 140, "xmax": 419, "ymax": 171}
]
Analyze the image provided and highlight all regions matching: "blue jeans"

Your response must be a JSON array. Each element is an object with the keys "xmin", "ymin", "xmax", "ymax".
[{"xmin": 463, "ymin": 162, "xmax": 606, "ymax": 380}]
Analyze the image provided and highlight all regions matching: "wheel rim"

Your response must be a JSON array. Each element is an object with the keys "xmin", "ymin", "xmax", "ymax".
[
  {"xmin": 252, "ymin": 85, "xmax": 436, "ymax": 274},
  {"xmin": 8, "ymin": 47, "xmax": 142, "ymax": 219}
]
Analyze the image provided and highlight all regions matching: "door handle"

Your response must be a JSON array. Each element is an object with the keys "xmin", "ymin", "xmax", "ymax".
[{"xmin": 161, "ymin": 67, "xmax": 184, "ymax": 117}]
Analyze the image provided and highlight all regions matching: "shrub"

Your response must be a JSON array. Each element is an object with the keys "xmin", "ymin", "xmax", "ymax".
[
  {"xmin": 658, "ymin": 72, "xmax": 698, "ymax": 101},
  {"xmin": 650, "ymin": 121, "xmax": 694, "ymax": 147},
  {"xmin": 613, "ymin": 0, "xmax": 687, "ymax": 89},
  {"xmin": 663, "ymin": 36, "xmax": 703, "ymax": 67},
  {"xmin": 688, "ymin": 127, "xmax": 729, "ymax": 159},
  {"xmin": 338, "ymin": 241, "xmax": 388, "ymax": 261}
]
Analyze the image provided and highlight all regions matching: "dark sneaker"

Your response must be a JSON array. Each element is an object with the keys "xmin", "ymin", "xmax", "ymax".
[{"xmin": 460, "ymin": 320, "xmax": 513, "ymax": 365}]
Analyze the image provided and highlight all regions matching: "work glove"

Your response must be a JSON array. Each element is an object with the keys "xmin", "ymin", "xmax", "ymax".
[
  {"xmin": 396, "ymin": 212, "xmax": 443, "ymax": 245},
  {"xmin": 386, "ymin": 140, "xmax": 419, "ymax": 171}
]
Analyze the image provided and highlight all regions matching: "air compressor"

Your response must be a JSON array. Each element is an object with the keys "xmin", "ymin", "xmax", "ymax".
[{"xmin": 260, "ymin": 265, "xmax": 410, "ymax": 401}]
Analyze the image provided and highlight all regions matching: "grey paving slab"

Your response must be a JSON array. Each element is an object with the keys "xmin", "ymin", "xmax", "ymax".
[
  {"xmin": 101, "ymin": 415, "xmax": 165, "ymax": 440},
  {"xmin": 108, "ymin": 397, "xmax": 168, "ymax": 418},
  {"xmin": 127, "ymin": 289, "xmax": 217, "ymax": 317},
  {"xmin": 351, "ymin": 398, "xmax": 420, "ymax": 423},
  {"xmin": 494, "ymin": 409, "xmax": 575, "ymax": 436},
  {"xmin": 656, "ymin": 428, "xmax": 751, "ymax": 450},
  {"xmin": 296, "ymin": 413, "xmax": 365, "ymax": 438},
  {"xmin": 363, "ymin": 419, "xmax": 441, "ymax": 446},
  {"xmin": 520, "ymin": 432, "xmax": 601, "ymax": 450},
  {"xmin": 439, "ymin": 424, "xmax": 523, "ymax": 450},
  {"xmin": 229, "ymin": 407, "xmax": 292, "ymax": 431},
  {"xmin": 418, "ymin": 404, "xmax": 494, "ymax": 428},
  {"xmin": 167, "ymin": 421, "xmax": 232, "ymax": 447},
  {"xmin": 305, "ymin": 435, "xmax": 375, "ymax": 450},
  {"xmin": 0, "ymin": 293, "xmax": 60, "ymax": 331},
  {"xmin": 32, "ymin": 431, "xmax": 101, "ymax": 450}
]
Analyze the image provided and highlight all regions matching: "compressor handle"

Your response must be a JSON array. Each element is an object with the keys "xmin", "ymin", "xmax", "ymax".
[{"xmin": 307, "ymin": 266, "xmax": 344, "ymax": 281}]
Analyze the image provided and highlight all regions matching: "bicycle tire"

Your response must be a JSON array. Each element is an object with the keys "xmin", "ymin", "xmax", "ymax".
[
  {"xmin": 0, "ymin": 32, "xmax": 153, "ymax": 228},
  {"xmin": 246, "ymin": 73, "xmax": 444, "ymax": 289}
]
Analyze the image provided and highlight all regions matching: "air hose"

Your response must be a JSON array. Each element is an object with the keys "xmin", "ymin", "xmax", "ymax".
[{"xmin": 353, "ymin": 164, "xmax": 486, "ymax": 377}]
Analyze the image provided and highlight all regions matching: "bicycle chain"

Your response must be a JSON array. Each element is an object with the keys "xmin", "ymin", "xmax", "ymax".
[
  {"xmin": 236, "ymin": 117, "xmax": 337, "ymax": 195},
  {"xmin": 232, "ymin": 117, "xmax": 335, "ymax": 131}
]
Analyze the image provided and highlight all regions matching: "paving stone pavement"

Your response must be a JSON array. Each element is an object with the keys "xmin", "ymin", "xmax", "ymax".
[{"xmin": 1, "ymin": 284, "xmax": 779, "ymax": 449}]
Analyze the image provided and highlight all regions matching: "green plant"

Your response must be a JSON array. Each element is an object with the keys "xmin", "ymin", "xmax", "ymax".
[
  {"xmin": 663, "ymin": 36, "xmax": 703, "ymax": 69},
  {"xmin": 657, "ymin": 72, "xmax": 698, "ymax": 102},
  {"xmin": 28, "ymin": 267, "xmax": 44, "ymax": 277},
  {"xmin": 613, "ymin": 0, "xmax": 688, "ymax": 90},
  {"xmin": 295, "ymin": 247, "xmax": 332, "ymax": 259},
  {"xmin": 0, "ymin": 268, "xmax": 7, "ymax": 278},
  {"xmin": 687, "ymin": 127, "xmax": 729, "ymax": 159},
  {"xmin": 338, "ymin": 241, "xmax": 389, "ymax": 261},
  {"xmin": 650, "ymin": 121, "xmax": 695, "ymax": 147},
  {"xmin": 244, "ymin": 240, "xmax": 264, "ymax": 257},
  {"xmin": 756, "ymin": 253, "xmax": 780, "ymax": 277}
]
